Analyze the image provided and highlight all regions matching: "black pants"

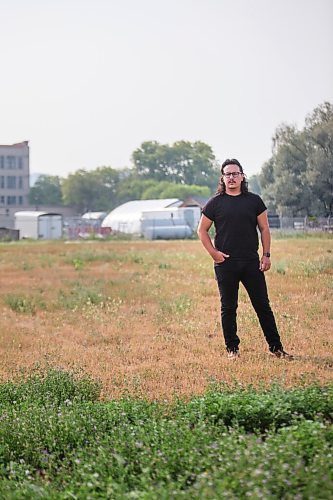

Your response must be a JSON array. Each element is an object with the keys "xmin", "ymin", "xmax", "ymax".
[{"xmin": 214, "ymin": 259, "xmax": 283, "ymax": 353}]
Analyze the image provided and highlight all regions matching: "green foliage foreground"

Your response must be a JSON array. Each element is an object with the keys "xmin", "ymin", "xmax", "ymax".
[{"xmin": 0, "ymin": 370, "xmax": 332, "ymax": 499}]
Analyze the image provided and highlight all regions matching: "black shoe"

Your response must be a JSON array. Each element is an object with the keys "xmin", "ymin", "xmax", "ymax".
[{"xmin": 270, "ymin": 349, "xmax": 294, "ymax": 360}]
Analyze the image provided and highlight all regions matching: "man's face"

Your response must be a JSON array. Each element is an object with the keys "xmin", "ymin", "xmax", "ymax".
[{"xmin": 222, "ymin": 164, "xmax": 244, "ymax": 191}]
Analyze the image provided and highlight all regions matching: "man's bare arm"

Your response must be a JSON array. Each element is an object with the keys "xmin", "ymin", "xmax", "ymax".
[{"xmin": 257, "ymin": 210, "xmax": 271, "ymax": 272}]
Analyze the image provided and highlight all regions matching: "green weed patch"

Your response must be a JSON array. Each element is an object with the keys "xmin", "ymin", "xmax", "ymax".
[
  {"xmin": 4, "ymin": 294, "xmax": 46, "ymax": 314},
  {"xmin": 0, "ymin": 370, "xmax": 332, "ymax": 498}
]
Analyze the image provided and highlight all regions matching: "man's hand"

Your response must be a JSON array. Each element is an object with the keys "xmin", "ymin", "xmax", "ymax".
[
  {"xmin": 197, "ymin": 215, "xmax": 230, "ymax": 264},
  {"xmin": 213, "ymin": 250, "xmax": 230, "ymax": 264},
  {"xmin": 260, "ymin": 255, "xmax": 271, "ymax": 272}
]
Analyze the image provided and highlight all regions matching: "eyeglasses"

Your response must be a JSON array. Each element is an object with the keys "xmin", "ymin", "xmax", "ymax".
[{"xmin": 223, "ymin": 172, "xmax": 243, "ymax": 178}]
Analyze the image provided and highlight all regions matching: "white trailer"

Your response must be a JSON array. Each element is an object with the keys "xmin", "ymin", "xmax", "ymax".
[{"xmin": 14, "ymin": 211, "xmax": 63, "ymax": 240}]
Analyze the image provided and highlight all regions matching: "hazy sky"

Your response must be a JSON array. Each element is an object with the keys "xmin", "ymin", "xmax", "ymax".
[{"xmin": 1, "ymin": 0, "xmax": 332, "ymax": 178}]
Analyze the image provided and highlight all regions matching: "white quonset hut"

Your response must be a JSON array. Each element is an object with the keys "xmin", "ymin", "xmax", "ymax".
[
  {"xmin": 14, "ymin": 211, "xmax": 63, "ymax": 240},
  {"xmin": 102, "ymin": 199, "xmax": 201, "ymax": 239}
]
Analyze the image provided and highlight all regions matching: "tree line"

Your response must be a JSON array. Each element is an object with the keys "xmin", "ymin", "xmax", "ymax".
[
  {"xmin": 30, "ymin": 102, "xmax": 333, "ymax": 216},
  {"xmin": 29, "ymin": 141, "xmax": 217, "ymax": 213}
]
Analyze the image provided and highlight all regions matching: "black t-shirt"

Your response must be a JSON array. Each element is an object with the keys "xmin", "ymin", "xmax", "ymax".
[{"xmin": 202, "ymin": 192, "xmax": 267, "ymax": 260}]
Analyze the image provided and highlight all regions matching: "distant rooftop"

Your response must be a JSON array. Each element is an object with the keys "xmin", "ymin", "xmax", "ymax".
[
  {"xmin": 0, "ymin": 141, "xmax": 29, "ymax": 148},
  {"xmin": 180, "ymin": 196, "xmax": 209, "ymax": 208}
]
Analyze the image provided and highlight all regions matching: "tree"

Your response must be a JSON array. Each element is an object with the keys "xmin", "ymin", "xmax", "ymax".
[
  {"xmin": 62, "ymin": 167, "xmax": 120, "ymax": 213},
  {"xmin": 157, "ymin": 183, "xmax": 210, "ymax": 200},
  {"xmin": 132, "ymin": 140, "xmax": 218, "ymax": 189},
  {"xmin": 270, "ymin": 125, "xmax": 311, "ymax": 216},
  {"xmin": 140, "ymin": 181, "xmax": 175, "ymax": 199},
  {"xmin": 114, "ymin": 176, "xmax": 211, "ymax": 204},
  {"xmin": 141, "ymin": 181, "xmax": 210, "ymax": 200},
  {"xmin": 29, "ymin": 175, "xmax": 63, "ymax": 206},
  {"xmin": 259, "ymin": 102, "xmax": 333, "ymax": 216},
  {"xmin": 258, "ymin": 159, "xmax": 277, "ymax": 212},
  {"xmin": 247, "ymin": 174, "xmax": 261, "ymax": 195},
  {"xmin": 115, "ymin": 178, "xmax": 158, "ymax": 205},
  {"xmin": 132, "ymin": 142, "xmax": 169, "ymax": 181},
  {"xmin": 304, "ymin": 102, "xmax": 333, "ymax": 216}
]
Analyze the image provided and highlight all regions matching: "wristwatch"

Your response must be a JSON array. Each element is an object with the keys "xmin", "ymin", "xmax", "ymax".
[{"xmin": 263, "ymin": 252, "xmax": 271, "ymax": 257}]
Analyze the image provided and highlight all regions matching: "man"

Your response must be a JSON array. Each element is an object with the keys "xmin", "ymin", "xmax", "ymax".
[{"xmin": 197, "ymin": 158, "xmax": 293, "ymax": 360}]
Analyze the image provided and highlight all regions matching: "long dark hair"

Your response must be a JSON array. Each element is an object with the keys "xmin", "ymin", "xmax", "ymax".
[{"xmin": 217, "ymin": 158, "xmax": 248, "ymax": 194}]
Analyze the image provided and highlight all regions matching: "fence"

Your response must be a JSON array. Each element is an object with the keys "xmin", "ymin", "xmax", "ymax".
[
  {"xmin": 277, "ymin": 216, "xmax": 333, "ymax": 232},
  {"xmin": 1, "ymin": 216, "xmax": 332, "ymax": 241}
]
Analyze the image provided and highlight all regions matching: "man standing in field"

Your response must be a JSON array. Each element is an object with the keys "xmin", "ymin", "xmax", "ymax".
[{"xmin": 197, "ymin": 158, "xmax": 293, "ymax": 360}]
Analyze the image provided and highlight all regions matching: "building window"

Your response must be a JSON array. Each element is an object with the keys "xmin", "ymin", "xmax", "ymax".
[
  {"xmin": 7, "ymin": 196, "xmax": 16, "ymax": 205},
  {"xmin": 6, "ymin": 156, "xmax": 16, "ymax": 169},
  {"xmin": 18, "ymin": 157, "xmax": 23, "ymax": 169},
  {"xmin": 0, "ymin": 196, "xmax": 4, "ymax": 204},
  {"xmin": 0, "ymin": 156, "xmax": 4, "ymax": 169},
  {"xmin": 7, "ymin": 176, "xmax": 17, "ymax": 189},
  {"xmin": 18, "ymin": 176, "xmax": 23, "ymax": 189},
  {"xmin": 0, "ymin": 176, "xmax": 4, "ymax": 188},
  {"xmin": 18, "ymin": 196, "xmax": 23, "ymax": 205}
]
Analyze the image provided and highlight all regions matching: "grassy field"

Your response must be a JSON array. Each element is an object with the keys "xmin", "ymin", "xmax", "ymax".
[
  {"xmin": 0, "ymin": 234, "xmax": 333, "ymax": 498},
  {"xmin": 0, "ymin": 234, "xmax": 332, "ymax": 399}
]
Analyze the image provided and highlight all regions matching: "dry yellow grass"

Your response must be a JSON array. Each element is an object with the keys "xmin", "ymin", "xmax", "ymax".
[{"xmin": 0, "ymin": 236, "xmax": 332, "ymax": 400}]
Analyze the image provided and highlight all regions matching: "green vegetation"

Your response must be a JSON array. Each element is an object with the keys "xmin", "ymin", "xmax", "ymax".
[
  {"xmin": 56, "ymin": 284, "xmax": 105, "ymax": 311},
  {"xmin": 0, "ymin": 370, "xmax": 332, "ymax": 498},
  {"xmin": 4, "ymin": 294, "xmax": 46, "ymax": 315},
  {"xmin": 260, "ymin": 101, "xmax": 333, "ymax": 217},
  {"xmin": 132, "ymin": 140, "xmax": 217, "ymax": 188},
  {"xmin": 29, "ymin": 175, "xmax": 63, "ymax": 206}
]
